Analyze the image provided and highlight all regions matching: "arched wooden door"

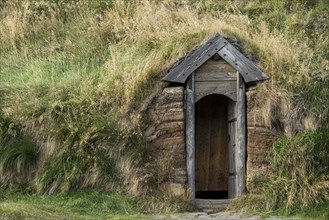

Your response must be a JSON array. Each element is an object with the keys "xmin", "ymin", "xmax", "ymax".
[{"xmin": 195, "ymin": 94, "xmax": 229, "ymax": 199}]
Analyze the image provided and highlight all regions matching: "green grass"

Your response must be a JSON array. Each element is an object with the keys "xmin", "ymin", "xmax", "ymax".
[
  {"xmin": 229, "ymin": 195, "xmax": 329, "ymax": 220},
  {"xmin": 273, "ymin": 201, "xmax": 329, "ymax": 220},
  {"xmin": 0, "ymin": 191, "xmax": 146, "ymax": 219},
  {"xmin": 230, "ymin": 130, "xmax": 329, "ymax": 218},
  {"xmin": 0, "ymin": 190, "xmax": 192, "ymax": 219}
]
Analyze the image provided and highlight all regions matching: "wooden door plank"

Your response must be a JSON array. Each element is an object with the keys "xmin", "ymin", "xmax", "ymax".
[
  {"xmin": 196, "ymin": 95, "xmax": 229, "ymax": 192},
  {"xmin": 195, "ymin": 98, "xmax": 211, "ymax": 191},
  {"xmin": 208, "ymin": 97, "xmax": 228, "ymax": 191}
]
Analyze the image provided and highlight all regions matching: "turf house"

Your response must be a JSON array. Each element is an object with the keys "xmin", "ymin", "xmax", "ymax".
[{"xmin": 144, "ymin": 33, "xmax": 278, "ymax": 207}]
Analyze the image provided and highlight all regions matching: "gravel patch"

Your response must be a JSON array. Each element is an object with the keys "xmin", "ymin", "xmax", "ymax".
[{"xmin": 153, "ymin": 212, "xmax": 301, "ymax": 220}]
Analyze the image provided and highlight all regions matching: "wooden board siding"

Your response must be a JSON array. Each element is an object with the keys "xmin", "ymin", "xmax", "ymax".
[
  {"xmin": 194, "ymin": 59, "xmax": 237, "ymax": 81},
  {"xmin": 194, "ymin": 59, "xmax": 237, "ymax": 102},
  {"xmin": 195, "ymin": 95, "xmax": 228, "ymax": 191},
  {"xmin": 195, "ymin": 81, "xmax": 237, "ymax": 102}
]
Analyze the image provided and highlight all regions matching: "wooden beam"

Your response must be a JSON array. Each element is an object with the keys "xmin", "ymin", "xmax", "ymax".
[
  {"xmin": 195, "ymin": 81, "xmax": 237, "ymax": 102},
  {"xmin": 235, "ymin": 73, "xmax": 246, "ymax": 196},
  {"xmin": 217, "ymin": 44, "xmax": 269, "ymax": 83},
  {"xmin": 186, "ymin": 73, "xmax": 195, "ymax": 199},
  {"xmin": 163, "ymin": 34, "xmax": 227, "ymax": 83}
]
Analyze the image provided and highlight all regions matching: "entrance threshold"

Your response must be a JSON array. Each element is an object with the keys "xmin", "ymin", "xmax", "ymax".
[{"xmin": 194, "ymin": 199, "xmax": 231, "ymax": 209}]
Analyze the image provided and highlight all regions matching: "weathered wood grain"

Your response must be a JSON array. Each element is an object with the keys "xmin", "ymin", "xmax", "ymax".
[
  {"xmin": 195, "ymin": 81, "xmax": 237, "ymax": 102},
  {"xmin": 195, "ymin": 98, "xmax": 211, "ymax": 191},
  {"xmin": 195, "ymin": 95, "xmax": 229, "ymax": 191},
  {"xmin": 217, "ymin": 43, "xmax": 269, "ymax": 83},
  {"xmin": 195, "ymin": 59, "xmax": 237, "ymax": 81},
  {"xmin": 208, "ymin": 97, "xmax": 228, "ymax": 191},
  {"xmin": 163, "ymin": 34, "xmax": 228, "ymax": 83},
  {"xmin": 195, "ymin": 72, "xmax": 237, "ymax": 82},
  {"xmin": 235, "ymin": 73, "xmax": 246, "ymax": 197},
  {"xmin": 162, "ymin": 33, "xmax": 268, "ymax": 84},
  {"xmin": 186, "ymin": 74, "xmax": 196, "ymax": 199}
]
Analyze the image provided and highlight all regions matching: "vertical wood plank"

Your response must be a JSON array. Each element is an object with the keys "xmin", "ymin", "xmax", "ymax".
[
  {"xmin": 195, "ymin": 101, "xmax": 211, "ymax": 191},
  {"xmin": 186, "ymin": 73, "xmax": 195, "ymax": 199},
  {"xmin": 196, "ymin": 95, "xmax": 229, "ymax": 192},
  {"xmin": 236, "ymin": 73, "xmax": 246, "ymax": 196},
  {"xmin": 208, "ymin": 97, "xmax": 228, "ymax": 191},
  {"xmin": 228, "ymin": 100, "xmax": 236, "ymax": 198}
]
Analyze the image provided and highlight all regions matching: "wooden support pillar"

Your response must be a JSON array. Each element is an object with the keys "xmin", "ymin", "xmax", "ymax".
[
  {"xmin": 186, "ymin": 73, "xmax": 195, "ymax": 199},
  {"xmin": 235, "ymin": 73, "xmax": 246, "ymax": 196}
]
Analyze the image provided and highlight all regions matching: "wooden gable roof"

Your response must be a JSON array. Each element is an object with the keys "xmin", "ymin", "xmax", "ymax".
[{"xmin": 162, "ymin": 33, "xmax": 269, "ymax": 84}]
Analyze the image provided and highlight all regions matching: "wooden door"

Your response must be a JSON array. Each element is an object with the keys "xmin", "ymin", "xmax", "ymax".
[{"xmin": 195, "ymin": 95, "xmax": 228, "ymax": 191}]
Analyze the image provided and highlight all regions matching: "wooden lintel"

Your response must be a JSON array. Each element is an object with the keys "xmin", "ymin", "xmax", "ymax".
[{"xmin": 195, "ymin": 81, "xmax": 237, "ymax": 102}]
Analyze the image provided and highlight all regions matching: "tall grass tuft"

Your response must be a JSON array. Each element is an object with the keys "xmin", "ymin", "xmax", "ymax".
[
  {"xmin": 0, "ymin": 136, "xmax": 38, "ymax": 175},
  {"xmin": 0, "ymin": 117, "xmax": 39, "ymax": 192}
]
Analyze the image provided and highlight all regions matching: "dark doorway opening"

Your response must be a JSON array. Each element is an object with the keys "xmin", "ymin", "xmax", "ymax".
[
  {"xmin": 195, "ymin": 191, "xmax": 228, "ymax": 199},
  {"xmin": 195, "ymin": 95, "xmax": 229, "ymax": 199}
]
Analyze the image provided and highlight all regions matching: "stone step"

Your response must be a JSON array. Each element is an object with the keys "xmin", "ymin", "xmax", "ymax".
[{"xmin": 194, "ymin": 199, "xmax": 230, "ymax": 210}]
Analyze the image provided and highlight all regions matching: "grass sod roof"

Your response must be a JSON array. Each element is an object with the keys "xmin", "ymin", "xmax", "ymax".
[{"xmin": 0, "ymin": 0, "xmax": 328, "ymax": 214}]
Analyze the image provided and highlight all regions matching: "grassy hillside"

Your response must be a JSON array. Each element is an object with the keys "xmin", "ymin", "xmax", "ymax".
[{"xmin": 0, "ymin": 0, "xmax": 328, "ymax": 216}]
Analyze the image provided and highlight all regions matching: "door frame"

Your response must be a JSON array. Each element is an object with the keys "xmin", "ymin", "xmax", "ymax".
[{"xmin": 186, "ymin": 72, "xmax": 246, "ymax": 201}]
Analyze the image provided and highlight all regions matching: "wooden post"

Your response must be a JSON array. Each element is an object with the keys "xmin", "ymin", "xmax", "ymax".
[
  {"xmin": 186, "ymin": 73, "xmax": 195, "ymax": 199},
  {"xmin": 236, "ymin": 73, "xmax": 246, "ymax": 196}
]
